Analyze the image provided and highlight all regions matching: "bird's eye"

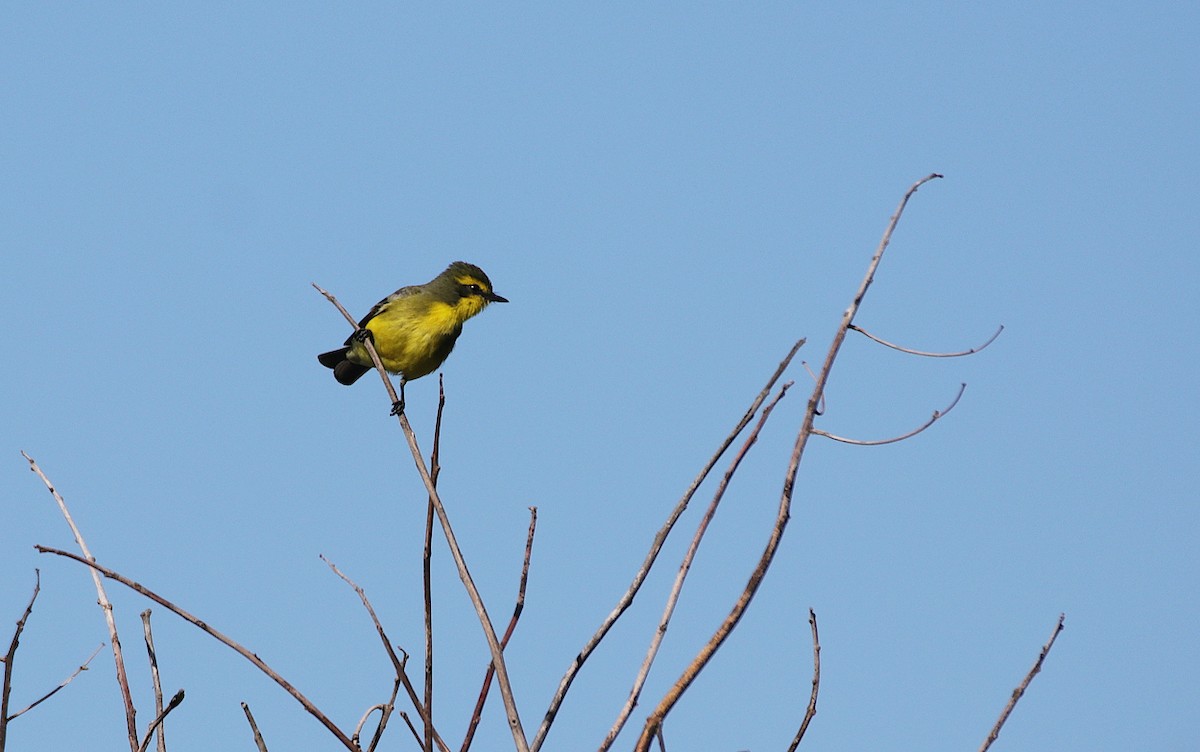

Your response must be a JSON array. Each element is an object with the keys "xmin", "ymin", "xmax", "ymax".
[{"xmin": 467, "ymin": 284, "xmax": 484, "ymax": 295}]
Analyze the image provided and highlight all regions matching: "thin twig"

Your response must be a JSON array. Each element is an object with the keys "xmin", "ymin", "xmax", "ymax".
[
  {"xmin": 320, "ymin": 555, "xmax": 451, "ymax": 752},
  {"xmin": 978, "ymin": 614, "xmax": 1065, "ymax": 752},
  {"xmin": 786, "ymin": 609, "xmax": 821, "ymax": 752},
  {"xmin": 354, "ymin": 704, "xmax": 388, "ymax": 747},
  {"xmin": 365, "ymin": 679, "xmax": 402, "ymax": 752},
  {"xmin": 316, "ymin": 285, "xmax": 530, "ymax": 752},
  {"xmin": 532, "ymin": 338, "xmax": 805, "ymax": 752},
  {"xmin": 136, "ymin": 690, "xmax": 184, "ymax": 752},
  {"xmin": 810, "ymin": 383, "xmax": 966, "ymax": 446},
  {"xmin": 22, "ymin": 452, "xmax": 139, "ymax": 751},
  {"xmin": 602, "ymin": 383, "xmax": 793, "ymax": 750},
  {"xmin": 240, "ymin": 702, "xmax": 269, "ymax": 752},
  {"xmin": 424, "ymin": 375, "xmax": 446, "ymax": 752},
  {"xmin": 850, "ymin": 323, "xmax": 1003, "ymax": 357},
  {"xmin": 461, "ymin": 507, "xmax": 538, "ymax": 752},
  {"xmin": 634, "ymin": 173, "xmax": 944, "ymax": 750},
  {"xmin": 34, "ymin": 546, "xmax": 357, "ymax": 751},
  {"xmin": 1, "ymin": 571, "xmax": 39, "ymax": 749},
  {"xmin": 139, "ymin": 610, "xmax": 167, "ymax": 752},
  {"xmin": 4, "ymin": 643, "xmax": 103, "ymax": 722},
  {"xmin": 399, "ymin": 711, "xmax": 423, "ymax": 747}
]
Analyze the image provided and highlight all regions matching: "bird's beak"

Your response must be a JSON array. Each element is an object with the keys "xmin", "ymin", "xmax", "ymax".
[{"xmin": 487, "ymin": 292, "xmax": 509, "ymax": 303}]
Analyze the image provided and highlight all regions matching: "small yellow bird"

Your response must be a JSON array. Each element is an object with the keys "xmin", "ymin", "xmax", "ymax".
[{"xmin": 318, "ymin": 261, "xmax": 507, "ymax": 411}]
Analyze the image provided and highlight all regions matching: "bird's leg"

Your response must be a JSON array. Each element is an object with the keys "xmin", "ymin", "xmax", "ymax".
[{"xmin": 390, "ymin": 379, "xmax": 407, "ymax": 416}]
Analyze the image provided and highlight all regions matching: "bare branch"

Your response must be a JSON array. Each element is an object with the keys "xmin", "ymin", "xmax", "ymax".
[
  {"xmin": 316, "ymin": 287, "xmax": 529, "ymax": 751},
  {"xmin": 978, "ymin": 614, "xmax": 1066, "ymax": 752},
  {"xmin": 634, "ymin": 173, "xmax": 944, "ymax": 750},
  {"xmin": 34, "ymin": 546, "xmax": 357, "ymax": 751},
  {"xmin": 424, "ymin": 375, "xmax": 446, "ymax": 752},
  {"xmin": 320, "ymin": 555, "xmax": 450, "ymax": 752},
  {"xmin": 1, "ymin": 571, "xmax": 40, "ymax": 748},
  {"xmin": 140, "ymin": 610, "xmax": 168, "ymax": 752},
  {"xmin": 4, "ymin": 643, "xmax": 103, "ymax": 723},
  {"xmin": 602, "ymin": 382, "xmax": 793, "ymax": 750},
  {"xmin": 461, "ymin": 507, "xmax": 538, "ymax": 752},
  {"xmin": 22, "ymin": 452, "xmax": 139, "ymax": 751},
  {"xmin": 240, "ymin": 702, "xmax": 269, "ymax": 752},
  {"xmin": 533, "ymin": 338, "xmax": 806, "ymax": 752},
  {"xmin": 365, "ymin": 679, "xmax": 402, "ymax": 752},
  {"xmin": 353, "ymin": 705, "xmax": 388, "ymax": 747},
  {"xmin": 810, "ymin": 383, "xmax": 966, "ymax": 446},
  {"xmin": 399, "ymin": 712, "xmax": 423, "ymax": 748},
  {"xmin": 850, "ymin": 323, "xmax": 1003, "ymax": 358},
  {"xmin": 785, "ymin": 609, "xmax": 821, "ymax": 752},
  {"xmin": 137, "ymin": 690, "xmax": 184, "ymax": 752}
]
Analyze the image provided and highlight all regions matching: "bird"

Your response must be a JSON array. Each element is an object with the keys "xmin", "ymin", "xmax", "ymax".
[{"xmin": 318, "ymin": 261, "xmax": 507, "ymax": 413}]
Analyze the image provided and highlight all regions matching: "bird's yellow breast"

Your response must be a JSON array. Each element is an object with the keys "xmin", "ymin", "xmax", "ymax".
[{"xmin": 353, "ymin": 295, "xmax": 484, "ymax": 380}]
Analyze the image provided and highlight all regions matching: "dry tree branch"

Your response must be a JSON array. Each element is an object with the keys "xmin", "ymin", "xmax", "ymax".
[
  {"xmin": 139, "ymin": 610, "xmax": 167, "ymax": 752},
  {"xmin": 634, "ymin": 173, "xmax": 945, "ymax": 750},
  {"xmin": 785, "ymin": 609, "xmax": 821, "ymax": 752},
  {"xmin": 810, "ymin": 383, "xmax": 966, "ymax": 446},
  {"xmin": 424, "ymin": 375, "xmax": 447, "ymax": 752},
  {"xmin": 4, "ymin": 643, "xmax": 103, "ymax": 724},
  {"xmin": 461, "ymin": 507, "xmax": 538, "ymax": 752},
  {"xmin": 531, "ymin": 338, "xmax": 805, "ymax": 752},
  {"xmin": 601, "ymin": 382, "xmax": 793, "ymax": 750},
  {"xmin": 33, "ymin": 546, "xmax": 358, "ymax": 751},
  {"xmin": 399, "ymin": 711, "xmax": 422, "ymax": 747},
  {"xmin": 314, "ymin": 283, "xmax": 529, "ymax": 752},
  {"xmin": 240, "ymin": 702, "xmax": 269, "ymax": 752},
  {"xmin": 319, "ymin": 555, "xmax": 450, "ymax": 752},
  {"xmin": 21, "ymin": 452, "xmax": 140, "ymax": 752},
  {"xmin": 978, "ymin": 614, "xmax": 1065, "ymax": 752},
  {"xmin": 849, "ymin": 323, "xmax": 1003, "ymax": 358},
  {"xmin": 0, "ymin": 571, "xmax": 40, "ymax": 750},
  {"xmin": 353, "ymin": 704, "xmax": 388, "ymax": 747},
  {"xmin": 136, "ymin": 689, "xmax": 184, "ymax": 752},
  {"xmin": 364, "ymin": 679, "xmax": 402, "ymax": 752}
]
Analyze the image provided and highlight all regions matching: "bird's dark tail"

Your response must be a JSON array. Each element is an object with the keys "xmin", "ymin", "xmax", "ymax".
[{"xmin": 317, "ymin": 347, "xmax": 371, "ymax": 386}]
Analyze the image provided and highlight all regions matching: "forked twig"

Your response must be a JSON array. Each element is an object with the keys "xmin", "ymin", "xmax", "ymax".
[
  {"xmin": 240, "ymin": 702, "xmax": 268, "ymax": 752},
  {"xmin": 315, "ymin": 283, "xmax": 529, "ymax": 752},
  {"xmin": 978, "ymin": 614, "xmax": 1065, "ymax": 752},
  {"xmin": 364, "ymin": 680, "xmax": 402, "ymax": 752},
  {"xmin": 320, "ymin": 556, "xmax": 450, "ymax": 752},
  {"xmin": 1, "ymin": 571, "xmax": 40, "ymax": 748},
  {"xmin": 533, "ymin": 338, "xmax": 806, "ymax": 752},
  {"xmin": 4, "ymin": 644, "xmax": 103, "ymax": 723},
  {"xmin": 601, "ymin": 382, "xmax": 793, "ymax": 749},
  {"xmin": 810, "ymin": 383, "xmax": 966, "ymax": 446},
  {"xmin": 850, "ymin": 324, "xmax": 1003, "ymax": 357},
  {"xmin": 136, "ymin": 689, "xmax": 184, "ymax": 752},
  {"xmin": 461, "ymin": 507, "xmax": 538, "ymax": 752},
  {"xmin": 33, "ymin": 546, "xmax": 357, "ymax": 751},
  {"xmin": 634, "ymin": 173, "xmax": 945, "ymax": 750},
  {"xmin": 22, "ymin": 452, "xmax": 139, "ymax": 752},
  {"xmin": 786, "ymin": 609, "xmax": 821, "ymax": 751}
]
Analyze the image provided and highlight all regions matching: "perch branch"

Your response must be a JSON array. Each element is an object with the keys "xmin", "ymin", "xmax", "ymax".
[
  {"xmin": 315, "ymin": 284, "xmax": 529, "ymax": 752},
  {"xmin": 22, "ymin": 452, "xmax": 139, "ymax": 751},
  {"xmin": 978, "ymin": 614, "xmax": 1065, "ymax": 752},
  {"xmin": 33, "ymin": 546, "xmax": 357, "ymax": 751},
  {"xmin": 849, "ymin": 324, "xmax": 1003, "ymax": 357},
  {"xmin": 810, "ymin": 383, "xmax": 966, "ymax": 446}
]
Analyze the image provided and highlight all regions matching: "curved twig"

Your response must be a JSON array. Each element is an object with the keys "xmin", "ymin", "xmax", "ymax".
[
  {"xmin": 602, "ymin": 382, "xmax": 793, "ymax": 749},
  {"xmin": 979, "ymin": 614, "xmax": 1065, "ymax": 752},
  {"xmin": 365, "ymin": 680, "xmax": 401, "ymax": 752},
  {"xmin": 634, "ymin": 173, "xmax": 944, "ymax": 750},
  {"xmin": 850, "ymin": 324, "xmax": 1003, "ymax": 357},
  {"xmin": 533, "ymin": 338, "xmax": 805, "ymax": 752},
  {"xmin": 4, "ymin": 643, "xmax": 103, "ymax": 723},
  {"xmin": 320, "ymin": 556, "xmax": 450, "ymax": 752},
  {"xmin": 785, "ymin": 609, "xmax": 821, "ymax": 752},
  {"xmin": 810, "ymin": 383, "xmax": 966, "ymax": 446},
  {"xmin": 22, "ymin": 453, "xmax": 140, "ymax": 752},
  {"xmin": 34, "ymin": 546, "xmax": 358, "ymax": 751}
]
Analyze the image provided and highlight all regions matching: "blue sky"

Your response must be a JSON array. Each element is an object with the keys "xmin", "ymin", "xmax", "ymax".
[{"xmin": 2, "ymin": 3, "xmax": 1196, "ymax": 750}]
